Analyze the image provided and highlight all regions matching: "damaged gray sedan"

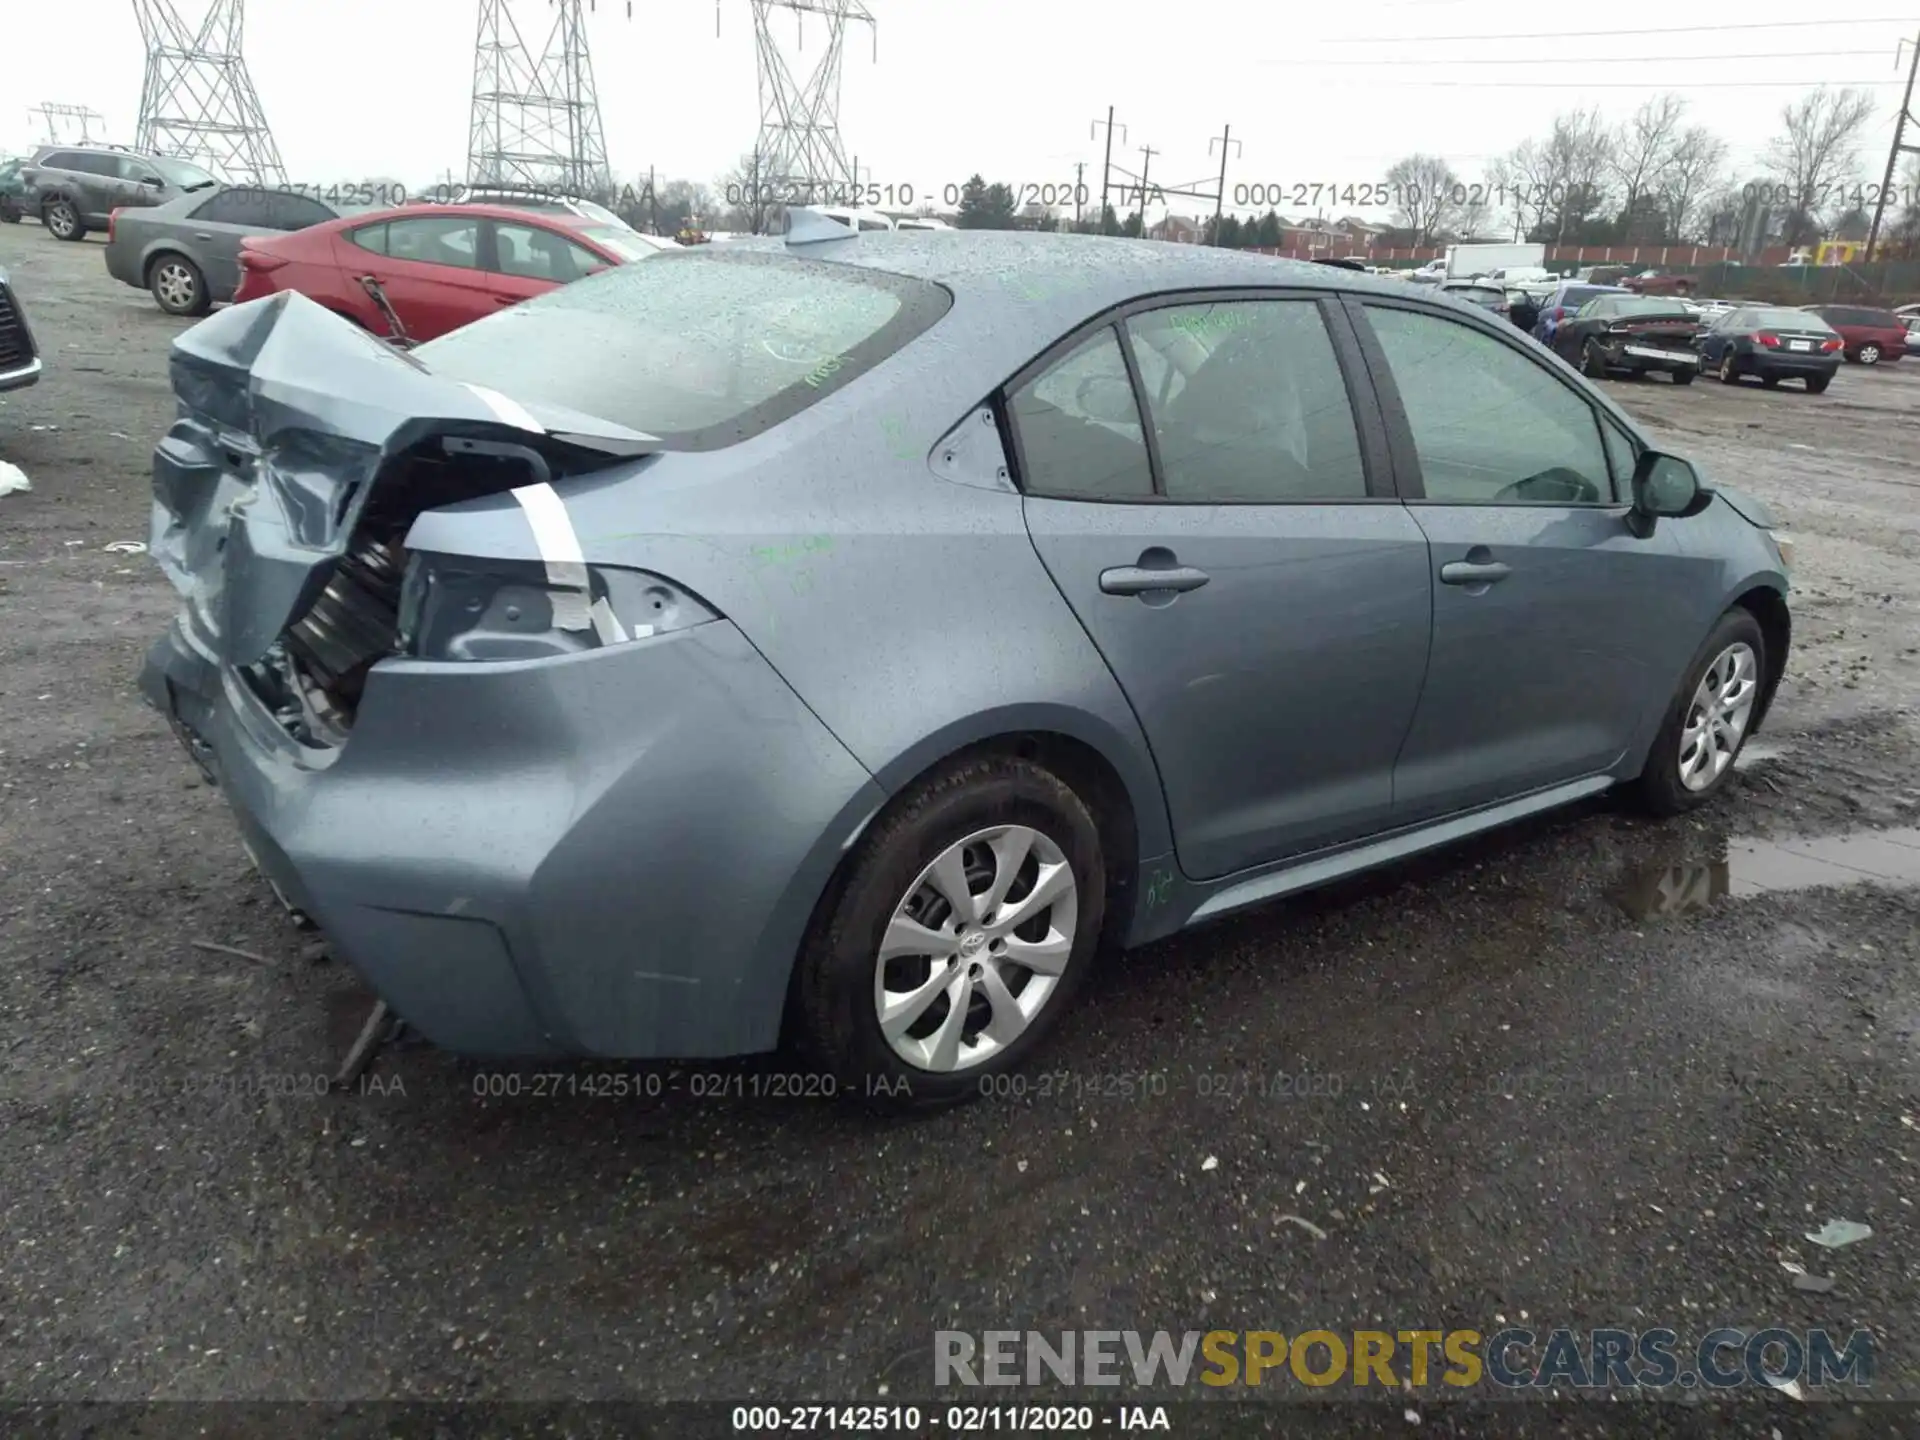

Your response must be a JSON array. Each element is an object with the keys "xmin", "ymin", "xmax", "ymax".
[{"xmin": 142, "ymin": 222, "xmax": 1791, "ymax": 1106}]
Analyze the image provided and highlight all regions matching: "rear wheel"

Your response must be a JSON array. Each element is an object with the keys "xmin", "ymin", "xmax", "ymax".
[
  {"xmin": 0, "ymin": 200, "xmax": 19, "ymax": 224},
  {"xmin": 43, "ymin": 198, "xmax": 84, "ymax": 241},
  {"xmin": 794, "ymin": 753, "xmax": 1107, "ymax": 1109},
  {"xmin": 1805, "ymin": 374, "xmax": 1831, "ymax": 394},
  {"xmin": 1856, "ymin": 342, "xmax": 1882, "ymax": 365},
  {"xmin": 1629, "ymin": 609, "xmax": 1766, "ymax": 816},
  {"xmin": 1718, "ymin": 352, "xmax": 1740, "ymax": 384},
  {"xmin": 1582, "ymin": 340, "xmax": 1609, "ymax": 379},
  {"xmin": 148, "ymin": 254, "xmax": 210, "ymax": 316},
  {"xmin": 1670, "ymin": 368, "xmax": 1695, "ymax": 386}
]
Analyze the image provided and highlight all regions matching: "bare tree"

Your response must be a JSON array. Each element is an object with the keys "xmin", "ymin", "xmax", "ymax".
[
  {"xmin": 1611, "ymin": 94, "xmax": 1687, "ymax": 235},
  {"xmin": 1385, "ymin": 153, "xmax": 1460, "ymax": 245},
  {"xmin": 1767, "ymin": 86, "xmax": 1876, "ymax": 246},
  {"xmin": 719, "ymin": 149, "xmax": 778, "ymax": 234},
  {"xmin": 1544, "ymin": 108, "xmax": 1615, "ymax": 240},
  {"xmin": 1456, "ymin": 180, "xmax": 1494, "ymax": 240},
  {"xmin": 1492, "ymin": 144, "xmax": 1549, "ymax": 242},
  {"xmin": 1660, "ymin": 126, "xmax": 1729, "ymax": 243}
]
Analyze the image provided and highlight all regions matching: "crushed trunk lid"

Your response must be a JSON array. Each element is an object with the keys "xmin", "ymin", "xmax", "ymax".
[{"xmin": 149, "ymin": 291, "xmax": 656, "ymax": 669}]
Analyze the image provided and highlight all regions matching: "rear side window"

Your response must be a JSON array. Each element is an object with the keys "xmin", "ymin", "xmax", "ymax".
[
  {"xmin": 1010, "ymin": 327, "xmax": 1155, "ymax": 501},
  {"xmin": 1125, "ymin": 300, "xmax": 1368, "ymax": 502},
  {"xmin": 416, "ymin": 249, "xmax": 951, "ymax": 449},
  {"xmin": 61, "ymin": 152, "xmax": 117, "ymax": 176},
  {"xmin": 348, "ymin": 221, "xmax": 388, "ymax": 256}
]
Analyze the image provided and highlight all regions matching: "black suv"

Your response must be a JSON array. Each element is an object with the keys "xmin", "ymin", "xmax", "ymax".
[{"xmin": 20, "ymin": 144, "xmax": 219, "ymax": 242}]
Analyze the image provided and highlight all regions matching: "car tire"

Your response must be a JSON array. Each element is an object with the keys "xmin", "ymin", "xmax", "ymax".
[
  {"xmin": 1718, "ymin": 352, "xmax": 1740, "ymax": 384},
  {"xmin": 1671, "ymin": 368, "xmax": 1695, "ymax": 386},
  {"xmin": 1581, "ymin": 340, "xmax": 1608, "ymax": 379},
  {"xmin": 43, "ymin": 198, "xmax": 84, "ymax": 241},
  {"xmin": 793, "ymin": 752, "xmax": 1107, "ymax": 1110},
  {"xmin": 1805, "ymin": 374, "xmax": 1831, "ymax": 395},
  {"xmin": 148, "ymin": 254, "xmax": 211, "ymax": 317},
  {"xmin": 1628, "ymin": 608, "xmax": 1767, "ymax": 818},
  {"xmin": 1856, "ymin": 343, "xmax": 1881, "ymax": 365},
  {"xmin": 0, "ymin": 202, "xmax": 19, "ymax": 225}
]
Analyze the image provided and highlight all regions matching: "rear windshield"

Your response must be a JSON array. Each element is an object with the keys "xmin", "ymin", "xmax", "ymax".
[
  {"xmin": 1606, "ymin": 296, "xmax": 1692, "ymax": 316},
  {"xmin": 415, "ymin": 249, "xmax": 951, "ymax": 449},
  {"xmin": 1560, "ymin": 285, "xmax": 1615, "ymax": 307},
  {"xmin": 1748, "ymin": 308, "xmax": 1835, "ymax": 330}
]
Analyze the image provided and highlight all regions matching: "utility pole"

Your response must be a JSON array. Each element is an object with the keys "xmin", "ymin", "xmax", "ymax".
[
  {"xmin": 1866, "ymin": 32, "xmax": 1920, "ymax": 263},
  {"xmin": 1091, "ymin": 107, "xmax": 1125, "ymax": 232},
  {"xmin": 1208, "ymin": 122, "xmax": 1241, "ymax": 245},
  {"xmin": 1135, "ymin": 144, "xmax": 1158, "ymax": 234},
  {"xmin": 1074, "ymin": 160, "xmax": 1085, "ymax": 228}
]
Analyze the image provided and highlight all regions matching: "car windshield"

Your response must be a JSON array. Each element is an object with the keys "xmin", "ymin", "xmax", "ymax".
[
  {"xmin": 414, "ymin": 249, "xmax": 952, "ymax": 448},
  {"xmin": 1748, "ymin": 308, "xmax": 1835, "ymax": 331},
  {"xmin": 149, "ymin": 155, "xmax": 218, "ymax": 189}
]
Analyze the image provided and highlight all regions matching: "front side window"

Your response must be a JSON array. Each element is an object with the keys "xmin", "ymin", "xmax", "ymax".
[
  {"xmin": 1009, "ymin": 327, "xmax": 1154, "ymax": 501},
  {"xmin": 1365, "ymin": 304, "xmax": 1613, "ymax": 505},
  {"xmin": 1125, "ymin": 300, "xmax": 1368, "ymax": 503},
  {"xmin": 148, "ymin": 156, "xmax": 217, "ymax": 188},
  {"xmin": 492, "ymin": 221, "xmax": 602, "ymax": 282}
]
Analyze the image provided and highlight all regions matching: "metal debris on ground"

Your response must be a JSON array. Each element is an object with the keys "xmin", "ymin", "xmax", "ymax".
[
  {"xmin": 1791, "ymin": 1273, "xmax": 1836, "ymax": 1293},
  {"xmin": 1805, "ymin": 1219, "xmax": 1872, "ymax": 1248},
  {"xmin": 190, "ymin": 938, "xmax": 271, "ymax": 966},
  {"xmin": 0, "ymin": 461, "xmax": 28, "ymax": 497},
  {"xmin": 104, "ymin": 540, "xmax": 146, "ymax": 554},
  {"xmin": 1277, "ymin": 1213, "xmax": 1328, "ymax": 1240},
  {"xmin": 334, "ymin": 999, "xmax": 399, "ymax": 1089}
]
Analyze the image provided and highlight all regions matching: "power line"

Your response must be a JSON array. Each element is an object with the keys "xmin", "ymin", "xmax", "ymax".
[
  {"xmin": 1276, "ymin": 49, "xmax": 1886, "ymax": 66},
  {"xmin": 1316, "ymin": 17, "xmax": 1914, "ymax": 43},
  {"xmin": 1368, "ymin": 78, "xmax": 1909, "ymax": 88}
]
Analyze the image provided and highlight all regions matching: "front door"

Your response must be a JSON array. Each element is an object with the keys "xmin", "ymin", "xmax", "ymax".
[
  {"xmin": 1016, "ymin": 296, "xmax": 1433, "ymax": 882},
  {"xmin": 1353, "ymin": 298, "xmax": 1685, "ymax": 822},
  {"xmin": 486, "ymin": 218, "xmax": 608, "ymax": 311}
]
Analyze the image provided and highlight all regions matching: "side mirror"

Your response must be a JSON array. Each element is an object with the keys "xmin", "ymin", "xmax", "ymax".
[
  {"xmin": 1628, "ymin": 451, "xmax": 1704, "ymax": 536},
  {"xmin": 142, "ymin": 174, "xmax": 166, "ymax": 188}
]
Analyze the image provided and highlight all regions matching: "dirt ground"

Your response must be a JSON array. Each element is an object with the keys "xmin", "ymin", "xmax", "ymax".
[{"xmin": 3, "ymin": 224, "xmax": 1920, "ymax": 1427}]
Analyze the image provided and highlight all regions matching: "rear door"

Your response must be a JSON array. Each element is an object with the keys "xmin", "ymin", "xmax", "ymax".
[
  {"xmin": 62, "ymin": 152, "xmax": 122, "ymax": 223},
  {"xmin": 338, "ymin": 214, "xmax": 492, "ymax": 340},
  {"xmin": 1349, "ymin": 295, "xmax": 1691, "ymax": 823},
  {"xmin": 485, "ymin": 218, "xmax": 608, "ymax": 310},
  {"xmin": 1017, "ymin": 292, "xmax": 1434, "ymax": 881}
]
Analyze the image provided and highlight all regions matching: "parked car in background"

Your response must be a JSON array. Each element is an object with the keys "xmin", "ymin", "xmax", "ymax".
[
  {"xmin": 1801, "ymin": 304, "xmax": 1907, "ymax": 365},
  {"xmin": 141, "ymin": 227, "xmax": 1793, "ymax": 1103},
  {"xmin": 105, "ymin": 185, "xmax": 381, "ymax": 316},
  {"xmin": 1532, "ymin": 281, "xmax": 1629, "ymax": 345},
  {"xmin": 1507, "ymin": 290, "xmax": 1541, "ymax": 332},
  {"xmin": 1575, "ymin": 265, "xmax": 1633, "ymax": 286},
  {"xmin": 1439, "ymin": 279, "xmax": 1511, "ymax": 318},
  {"xmin": 1895, "ymin": 302, "xmax": 1920, "ymax": 319},
  {"xmin": 1698, "ymin": 306, "xmax": 1842, "ymax": 392},
  {"xmin": 0, "ymin": 158, "xmax": 31, "ymax": 224},
  {"xmin": 230, "ymin": 202, "xmax": 652, "ymax": 342},
  {"xmin": 1623, "ymin": 272, "xmax": 1698, "ymax": 297},
  {"xmin": 1551, "ymin": 294, "xmax": 1703, "ymax": 384},
  {"xmin": 0, "ymin": 264, "xmax": 42, "ymax": 391},
  {"xmin": 1691, "ymin": 298, "xmax": 1736, "ymax": 325},
  {"xmin": 1905, "ymin": 315, "xmax": 1920, "ymax": 356},
  {"xmin": 895, "ymin": 216, "xmax": 953, "ymax": 231},
  {"xmin": 20, "ymin": 144, "xmax": 218, "ymax": 241},
  {"xmin": 1409, "ymin": 258, "xmax": 1447, "ymax": 284}
]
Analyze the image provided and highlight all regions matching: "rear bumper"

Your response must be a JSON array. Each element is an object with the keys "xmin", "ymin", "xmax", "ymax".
[
  {"xmin": 140, "ymin": 613, "xmax": 885, "ymax": 1060},
  {"xmin": 1747, "ymin": 354, "xmax": 1839, "ymax": 378},
  {"xmin": 104, "ymin": 242, "xmax": 143, "ymax": 289},
  {"xmin": 1598, "ymin": 340, "xmax": 1698, "ymax": 371}
]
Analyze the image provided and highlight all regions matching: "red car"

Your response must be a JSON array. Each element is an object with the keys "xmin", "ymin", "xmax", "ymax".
[
  {"xmin": 1802, "ymin": 305, "xmax": 1908, "ymax": 366},
  {"xmin": 231, "ymin": 203, "xmax": 655, "ymax": 342}
]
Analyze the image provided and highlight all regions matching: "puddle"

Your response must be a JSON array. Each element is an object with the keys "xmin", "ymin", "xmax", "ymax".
[{"xmin": 1614, "ymin": 827, "xmax": 1920, "ymax": 920}]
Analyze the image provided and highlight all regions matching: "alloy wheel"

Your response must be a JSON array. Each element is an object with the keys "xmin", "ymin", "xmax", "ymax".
[
  {"xmin": 872, "ymin": 824, "xmax": 1078, "ymax": 1073},
  {"xmin": 154, "ymin": 261, "xmax": 197, "ymax": 312},
  {"xmin": 1720, "ymin": 353, "xmax": 1736, "ymax": 382},
  {"xmin": 47, "ymin": 203, "xmax": 76, "ymax": 239},
  {"xmin": 1858, "ymin": 343, "xmax": 1881, "ymax": 365},
  {"xmin": 1678, "ymin": 642, "xmax": 1758, "ymax": 792}
]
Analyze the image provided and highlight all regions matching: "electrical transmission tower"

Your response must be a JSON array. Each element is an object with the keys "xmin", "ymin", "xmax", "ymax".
[
  {"xmin": 132, "ymin": 0, "xmax": 286, "ymax": 184},
  {"xmin": 468, "ymin": 0, "xmax": 612, "ymax": 197},
  {"xmin": 29, "ymin": 103, "xmax": 106, "ymax": 146},
  {"xmin": 746, "ymin": 0, "xmax": 875, "ymax": 202}
]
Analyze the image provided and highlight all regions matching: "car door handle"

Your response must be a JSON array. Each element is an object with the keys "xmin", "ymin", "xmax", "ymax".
[
  {"xmin": 1440, "ymin": 560, "xmax": 1512, "ymax": 585},
  {"xmin": 492, "ymin": 294, "xmax": 517, "ymax": 305},
  {"xmin": 1100, "ymin": 564, "xmax": 1210, "ymax": 596},
  {"xmin": 193, "ymin": 231, "xmax": 213, "ymax": 240}
]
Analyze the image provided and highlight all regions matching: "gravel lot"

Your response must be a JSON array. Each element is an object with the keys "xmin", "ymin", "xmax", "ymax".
[{"xmin": 3, "ymin": 225, "xmax": 1919, "ymax": 1424}]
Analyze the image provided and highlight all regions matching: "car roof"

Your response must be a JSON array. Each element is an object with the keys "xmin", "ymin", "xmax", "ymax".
[{"xmin": 325, "ymin": 201, "xmax": 604, "ymax": 233}]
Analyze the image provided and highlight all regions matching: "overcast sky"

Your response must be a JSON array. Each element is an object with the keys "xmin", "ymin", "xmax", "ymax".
[{"xmin": 7, "ymin": 0, "xmax": 1916, "ymax": 217}]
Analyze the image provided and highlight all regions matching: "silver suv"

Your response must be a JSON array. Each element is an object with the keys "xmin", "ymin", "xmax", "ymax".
[{"xmin": 21, "ymin": 144, "xmax": 219, "ymax": 242}]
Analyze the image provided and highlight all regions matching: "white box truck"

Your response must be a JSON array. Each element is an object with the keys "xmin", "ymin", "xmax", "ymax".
[{"xmin": 1445, "ymin": 242, "xmax": 1546, "ymax": 280}]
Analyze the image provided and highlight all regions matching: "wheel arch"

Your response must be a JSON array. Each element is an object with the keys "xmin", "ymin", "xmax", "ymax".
[
  {"xmin": 1731, "ymin": 583, "xmax": 1790, "ymax": 734},
  {"xmin": 142, "ymin": 247, "xmax": 199, "ymax": 286}
]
